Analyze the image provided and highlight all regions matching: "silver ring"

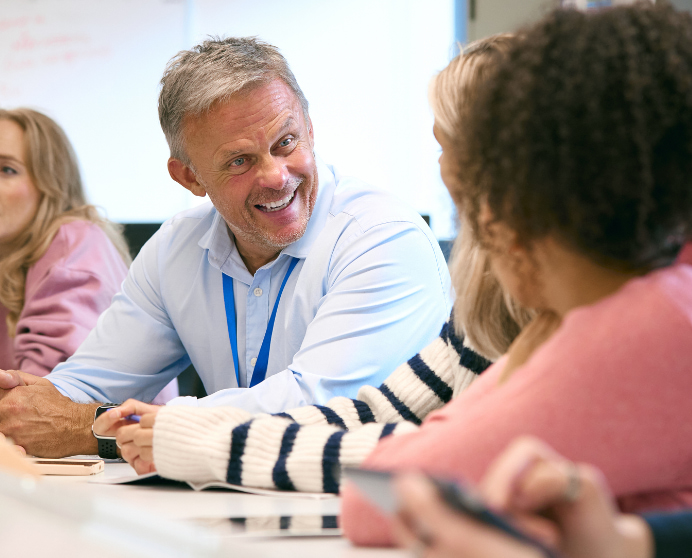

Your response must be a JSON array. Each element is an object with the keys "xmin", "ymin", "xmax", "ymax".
[{"xmin": 563, "ymin": 463, "xmax": 581, "ymax": 503}]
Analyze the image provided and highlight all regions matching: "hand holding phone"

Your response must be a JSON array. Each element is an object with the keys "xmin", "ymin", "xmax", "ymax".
[{"xmin": 343, "ymin": 467, "xmax": 558, "ymax": 558}]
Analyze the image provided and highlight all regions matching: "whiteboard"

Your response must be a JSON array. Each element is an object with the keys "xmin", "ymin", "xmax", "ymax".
[{"xmin": 0, "ymin": 0, "xmax": 457, "ymax": 238}]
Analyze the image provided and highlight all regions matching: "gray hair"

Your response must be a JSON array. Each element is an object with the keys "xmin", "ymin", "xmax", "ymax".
[{"xmin": 159, "ymin": 36, "xmax": 310, "ymax": 165}]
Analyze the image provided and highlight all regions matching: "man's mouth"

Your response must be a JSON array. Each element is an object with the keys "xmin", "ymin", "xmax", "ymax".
[{"xmin": 256, "ymin": 191, "xmax": 296, "ymax": 212}]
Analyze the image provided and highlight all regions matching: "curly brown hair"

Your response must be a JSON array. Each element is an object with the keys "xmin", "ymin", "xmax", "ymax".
[{"xmin": 454, "ymin": 1, "xmax": 692, "ymax": 271}]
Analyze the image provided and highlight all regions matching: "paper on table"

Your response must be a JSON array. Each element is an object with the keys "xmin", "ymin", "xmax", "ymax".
[{"xmin": 90, "ymin": 472, "xmax": 337, "ymax": 500}]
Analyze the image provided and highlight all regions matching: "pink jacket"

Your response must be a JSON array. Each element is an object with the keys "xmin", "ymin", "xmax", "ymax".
[
  {"xmin": 0, "ymin": 221, "xmax": 128, "ymax": 376},
  {"xmin": 342, "ymin": 260, "xmax": 692, "ymax": 547}
]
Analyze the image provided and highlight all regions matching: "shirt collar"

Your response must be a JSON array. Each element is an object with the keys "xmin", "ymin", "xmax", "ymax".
[{"xmin": 198, "ymin": 154, "xmax": 336, "ymax": 276}]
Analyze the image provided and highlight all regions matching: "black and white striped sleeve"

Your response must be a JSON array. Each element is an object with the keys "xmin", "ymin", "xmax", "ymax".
[
  {"xmin": 154, "ymin": 410, "xmax": 419, "ymax": 492},
  {"xmin": 152, "ymin": 321, "xmax": 492, "ymax": 491},
  {"xmin": 278, "ymin": 320, "xmax": 491, "ymax": 429}
]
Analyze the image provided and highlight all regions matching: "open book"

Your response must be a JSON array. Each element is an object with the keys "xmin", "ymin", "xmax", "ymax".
[{"xmin": 90, "ymin": 471, "xmax": 337, "ymax": 500}]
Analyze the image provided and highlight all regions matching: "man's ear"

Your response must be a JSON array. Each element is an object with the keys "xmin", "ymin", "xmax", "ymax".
[{"xmin": 168, "ymin": 158, "xmax": 207, "ymax": 197}]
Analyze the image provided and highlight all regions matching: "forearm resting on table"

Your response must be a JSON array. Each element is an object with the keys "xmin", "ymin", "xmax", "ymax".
[
  {"xmin": 0, "ymin": 372, "xmax": 101, "ymax": 457},
  {"xmin": 152, "ymin": 405, "xmax": 418, "ymax": 492}
]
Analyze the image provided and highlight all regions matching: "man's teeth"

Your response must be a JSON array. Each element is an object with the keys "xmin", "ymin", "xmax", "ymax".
[{"xmin": 259, "ymin": 192, "xmax": 294, "ymax": 212}]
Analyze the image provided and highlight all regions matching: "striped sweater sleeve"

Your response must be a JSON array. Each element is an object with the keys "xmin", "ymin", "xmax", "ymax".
[
  {"xmin": 153, "ymin": 320, "xmax": 492, "ymax": 491},
  {"xmin": 276, "ymin": 320, "xmax": 491, "ymax": 429}
]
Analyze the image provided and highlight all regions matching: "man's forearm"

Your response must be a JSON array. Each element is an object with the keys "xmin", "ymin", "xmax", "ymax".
[{"xmin": 0, "ymin": 378, "xmax": 103, "ymax": 458}]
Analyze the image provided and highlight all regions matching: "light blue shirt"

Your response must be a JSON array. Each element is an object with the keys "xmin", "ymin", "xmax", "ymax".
[{"xmin": 48, "ymin": 159, "xmax": 452, "ymax": 413}]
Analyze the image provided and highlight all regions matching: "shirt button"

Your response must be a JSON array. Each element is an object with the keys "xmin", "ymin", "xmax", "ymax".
[
  {"xmin": 250, "ymin": 357, "xmax": 257, "ymax": 366},
  {"xmin": 253, "ymin": 287, "xmax": 263, "ymax": 297}
]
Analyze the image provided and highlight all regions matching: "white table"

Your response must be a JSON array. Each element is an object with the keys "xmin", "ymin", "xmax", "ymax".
[{"xmin": 40, "ymin": 461, "xmax": 407, "ymax": 558}]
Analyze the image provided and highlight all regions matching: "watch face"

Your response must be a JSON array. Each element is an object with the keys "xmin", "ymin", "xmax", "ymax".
[{"xmin": 94, "ymin": 404, "xmax": 119, "ymax": 420}]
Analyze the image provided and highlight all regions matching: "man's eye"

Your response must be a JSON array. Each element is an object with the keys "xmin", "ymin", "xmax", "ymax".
[
  {"xmin": 279, "ymin": 137, "xmax": 293, "ymax": 148},
  {"xmin": 230, "ymin": 157, "xmax": 245, "ymax": 167},
  {"xmin": 1, "ymin": 166, "xmax": 17, "ymax": 175}
]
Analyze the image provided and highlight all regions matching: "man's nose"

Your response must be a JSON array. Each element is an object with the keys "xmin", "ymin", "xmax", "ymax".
[{"xmin": 256, "ymin": 156, "xmax": 289, "ymax": 190}]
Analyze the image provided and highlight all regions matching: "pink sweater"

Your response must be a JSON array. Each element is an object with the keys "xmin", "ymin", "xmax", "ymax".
[
  {"xmin": 342, "ymin": 260, "xmax": 692, "ymax": 547},
  {"xmin": 0, "ymin": 220, "xmax": 128, "ymax": 376}
]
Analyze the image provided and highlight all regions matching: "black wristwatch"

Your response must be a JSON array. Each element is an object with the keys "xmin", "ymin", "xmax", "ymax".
[{"xmin": 92, "ymin": 404, "xmax": 119, "ymax": 459}]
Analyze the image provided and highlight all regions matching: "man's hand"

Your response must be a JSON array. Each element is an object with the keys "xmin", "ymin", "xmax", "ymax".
[
  {"xmin": 0, "ymin": 370, "xmax": 100, "ymax": 457},
  {"xmin": 95, "ymin": 399, "xmax": 160, "ymax": 475}
]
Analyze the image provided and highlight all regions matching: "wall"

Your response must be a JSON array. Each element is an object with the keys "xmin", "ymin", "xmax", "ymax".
[
  {"xmin": 467, "ymin": 0, "xmax": 558, "ymax": 41},
  {"xmin": 0, "ymin": 0, "xmax": 458, "ymax": 238}
]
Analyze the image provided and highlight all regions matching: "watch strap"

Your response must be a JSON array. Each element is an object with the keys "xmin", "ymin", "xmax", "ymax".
[
  {"xmin": 97, "ymin": 437, "xmax": 119, "ymax": 460},
  {"xmin": 93, "ymin": 404, "xmax": 119, "ymax": 459}
]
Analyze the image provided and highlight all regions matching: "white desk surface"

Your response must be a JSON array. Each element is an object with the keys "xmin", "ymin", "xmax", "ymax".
[{"xmin": 42, "ymin": 461, "xmax": 407, "ymax": 558}]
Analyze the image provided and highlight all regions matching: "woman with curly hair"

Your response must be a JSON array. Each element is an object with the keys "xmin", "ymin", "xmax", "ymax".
[{"xmin": 341, "ymin": 1, "xmax": 692, "ymax": 547}]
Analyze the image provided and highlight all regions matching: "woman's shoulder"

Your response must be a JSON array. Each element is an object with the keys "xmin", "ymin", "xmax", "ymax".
[
  {"xmin": 26, "ymin": 220, "xmax": 128, "ymax": 287},
  {"xmin": 599, "ymin": 262, "xmax": 692, "ymax": 325},
  {"xmin": 530, "ymin": 262, "xmax": 692, "ymax": 377}
]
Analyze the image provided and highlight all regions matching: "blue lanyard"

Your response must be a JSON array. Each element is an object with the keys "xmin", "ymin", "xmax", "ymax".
[{"xmin": 222, "ymin": 257, "xmax": 299, "ymax": 388}]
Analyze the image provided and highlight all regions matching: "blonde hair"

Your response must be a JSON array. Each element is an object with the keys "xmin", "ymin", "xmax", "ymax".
[
  {"xmin": 0, "ymin": 108, "xmax": 131, "ymax": 337},
  {"xmin": 430, "ymin": 35, "xmax": 534, "ymax": 360},
  {"xmin": 430, "ymin": 34, "xmax": 515, "ymax": 141},
  {"xmin": 448, "ymin": 224, "xmax": 533, "ymax": 360}
]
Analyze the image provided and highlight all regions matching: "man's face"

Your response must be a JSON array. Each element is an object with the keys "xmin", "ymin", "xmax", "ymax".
[{"xmin": 176, "ymin": 79, "xmax": 318, "ymax": 262}]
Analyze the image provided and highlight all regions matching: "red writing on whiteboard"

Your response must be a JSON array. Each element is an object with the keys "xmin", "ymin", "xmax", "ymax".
[
  {"xmin": 2, "ymin": 47, "xmax": 110, "ymax": 72},
  {"xmin": 0, "ymin": 82, "xmax": 22, "ymax": 97},
  {"xmin": 0, "ymin": 15, "xmax": 45, "ymax": 32},
  {"xmin": 11, "ymin": 31, "xmax": 90, "ymax": 51}
]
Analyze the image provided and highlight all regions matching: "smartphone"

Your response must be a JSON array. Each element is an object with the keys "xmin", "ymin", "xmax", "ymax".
[
  {"xmin": 342, "ymin": 467, "xmax": 558, "ymax": 558},
  {"xmin": 30, "ymin": 458, "xmax": 104, "ymax": 476}
]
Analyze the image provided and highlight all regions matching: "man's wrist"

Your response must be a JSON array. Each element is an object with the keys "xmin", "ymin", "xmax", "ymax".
[{"xmin": 68, "ymin": 403, "xmax": 102, "ymax": 456}]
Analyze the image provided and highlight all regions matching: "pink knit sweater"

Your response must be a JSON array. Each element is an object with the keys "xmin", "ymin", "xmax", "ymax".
[
  {"xmin": 342, "ymin": 259, "xmax": 692, "ymax": 547},
  {"xmin": 0, "ymin": 220, "xmax": 129, "ymax": 376}
]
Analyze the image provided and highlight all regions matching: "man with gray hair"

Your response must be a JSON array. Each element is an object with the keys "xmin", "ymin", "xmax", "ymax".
[{"xmin": 0, "ymin": 37, "xmax": 450, "ymax": 458}]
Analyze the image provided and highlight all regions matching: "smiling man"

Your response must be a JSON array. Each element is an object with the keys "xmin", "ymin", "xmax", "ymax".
[{"xmin": 0, "ymin": 37, "xmax": 450, "ymax": 458}]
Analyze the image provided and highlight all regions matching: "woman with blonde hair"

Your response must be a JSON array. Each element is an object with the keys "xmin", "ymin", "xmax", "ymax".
[
  {"xmin": 0, "ymin": 108, "xmax": 130, "ymax": 376},
  {"xmin": 431, "ymin": 33, "xmax": 530, "ymax": 361}
]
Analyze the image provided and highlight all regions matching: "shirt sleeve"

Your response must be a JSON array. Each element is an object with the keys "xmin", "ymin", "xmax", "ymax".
[
  {"xmin": 168, "ymin": 220, "xmax": 452, "ymax": 413},
  {"xmin": 47, "ymin": 228, "xmax": 189, "ymax": 404},
  {"xmin": 14, "ymin": 224, "xmax": 128, "ymax": 377}
]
